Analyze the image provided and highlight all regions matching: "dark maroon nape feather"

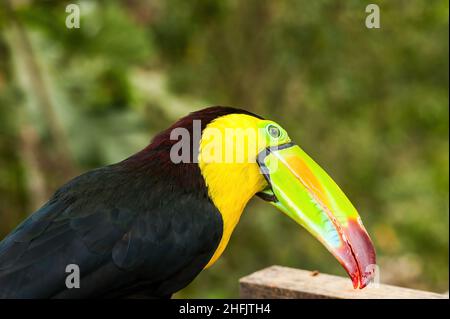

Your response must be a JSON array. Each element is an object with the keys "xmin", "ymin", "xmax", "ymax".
[
  {"xmin": 121, "ymin": 106, "xmax": 263, "ymax": 191},
  {"xmin": 149, "ymin": 106, "xmax": 263, "ymax": 155},
  {"xmin": 185, "ymin": 106, "xmax": 263, "ymax": 125}
]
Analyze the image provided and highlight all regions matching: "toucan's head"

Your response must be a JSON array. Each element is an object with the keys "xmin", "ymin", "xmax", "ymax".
[{"xmin": 149, "ymin": 106, "xmax": 376, "ymax": 289}]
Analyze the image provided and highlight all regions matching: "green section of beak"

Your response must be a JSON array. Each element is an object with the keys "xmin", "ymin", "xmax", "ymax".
[{"xmin": 257, "ymin": 143, "xmax": 376, "ymax": 288}]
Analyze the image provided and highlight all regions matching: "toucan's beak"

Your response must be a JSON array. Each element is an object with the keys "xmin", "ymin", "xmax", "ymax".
[{"xmin": 256, "ymin": 143, "xmax": 376, "ymax": 289}]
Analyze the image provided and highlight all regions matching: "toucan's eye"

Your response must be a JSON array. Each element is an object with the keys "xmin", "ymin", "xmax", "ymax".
[{"xmin": 267, "ymin": 125, "xmax": 281, "ymax": 138}]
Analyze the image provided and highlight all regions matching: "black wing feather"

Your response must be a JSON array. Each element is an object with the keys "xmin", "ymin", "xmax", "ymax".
[{"xmin": 0, "ymin": 165, "xmax": 222, "ymax": 298}]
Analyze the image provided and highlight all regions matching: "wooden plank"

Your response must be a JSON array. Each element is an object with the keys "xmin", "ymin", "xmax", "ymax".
[{"xmin": 239, "ymin": 265, "xmax": 447, "ymax": 299}]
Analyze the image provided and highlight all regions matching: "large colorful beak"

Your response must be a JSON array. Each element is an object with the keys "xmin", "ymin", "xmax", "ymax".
[{"xmin": 256, "ymin": 143, "xmax": 376, "ymax": 289}]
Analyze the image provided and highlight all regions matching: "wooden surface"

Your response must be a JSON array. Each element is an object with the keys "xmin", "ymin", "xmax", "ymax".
[{"xmin": 239, "ymin": 265, "xmax": 448, "ymax": 299}]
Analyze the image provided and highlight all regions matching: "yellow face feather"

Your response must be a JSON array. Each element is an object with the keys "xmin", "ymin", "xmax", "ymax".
[{"xmin": 198, "ymin": 113, "xmax": 287, "ymax": 268}]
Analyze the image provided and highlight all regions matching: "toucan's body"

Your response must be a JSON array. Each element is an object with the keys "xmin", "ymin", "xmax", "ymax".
[
  {"xmin": 0, "ymin": 107, "xmax": 376, "ymax": 298},
  {"xmin": 0, "ymin": 162, "xmax": 222, "ymax": 298}
]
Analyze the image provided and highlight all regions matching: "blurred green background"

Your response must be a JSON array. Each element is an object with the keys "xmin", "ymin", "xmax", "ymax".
[{"xmin": 0, "ymin": 0, "xmax": 448, "ymax": 297}]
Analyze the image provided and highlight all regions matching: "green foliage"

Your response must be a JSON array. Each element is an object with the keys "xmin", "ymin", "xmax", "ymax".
[{"xmin": 0, "ymin": 0, "xmax": 448, "ymax": 297}]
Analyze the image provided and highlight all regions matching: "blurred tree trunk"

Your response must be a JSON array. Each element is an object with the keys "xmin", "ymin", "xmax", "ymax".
[
  {"xmin": 17, "ymin": 125, "xmax": 47, "ymax": 211},
  {"xmin": 5, "ymin": 0, "xmax": 76, "ymax": 210}
]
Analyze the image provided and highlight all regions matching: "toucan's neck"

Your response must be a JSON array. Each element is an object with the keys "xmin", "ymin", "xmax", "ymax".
[{"xmin": 198, "ymin": 114, "xmax": 267, "ymax": 268}]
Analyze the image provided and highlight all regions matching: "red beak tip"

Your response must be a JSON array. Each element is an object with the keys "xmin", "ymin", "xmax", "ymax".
[
  {"xmin": 349, "ymin": 274, "xmax": 372, "ymax": 289},
  {"xmin": 345, "ymin": 261, "xmax": 376, "ymax": 290}
]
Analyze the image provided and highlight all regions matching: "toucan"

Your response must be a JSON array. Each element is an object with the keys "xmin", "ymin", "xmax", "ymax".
[{"xmin": 0, "ymin": 106, "xmax": 376, "ymax": 298}]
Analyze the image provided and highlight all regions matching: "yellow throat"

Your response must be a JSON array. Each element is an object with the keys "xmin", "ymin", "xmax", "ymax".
[{"xmin": 198, "ymin": 114, "xmax": 268, "ymax": 268}]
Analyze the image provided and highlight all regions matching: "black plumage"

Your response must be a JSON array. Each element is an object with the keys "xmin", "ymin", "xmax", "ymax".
[{"xmin": 0, "ymin": 106, "xmax": 260, "ymax": 298}]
